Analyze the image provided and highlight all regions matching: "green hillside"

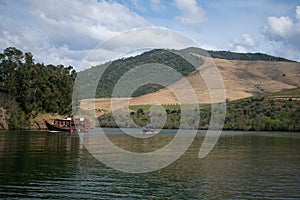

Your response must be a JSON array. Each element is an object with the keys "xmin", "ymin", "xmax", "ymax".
[{"xmin": 76, "ymin": 49, "xmax": 203, "ymax": 99}]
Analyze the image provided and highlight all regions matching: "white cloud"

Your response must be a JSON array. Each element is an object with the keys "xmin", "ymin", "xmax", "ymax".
[
  {"xmin": 81, "ymin": 27, "xmax": 200, "ymax": 70},
  {"xmin": 295, "ymin": 5, "xmax": 300, "ymax": 20},
  {"xmin": 174, "ymin": 0, "xmax": 208, "ymax": 26},
  {"xmin": 230, "ymin": 34, "xmax": 257, "ymax": 52},
  {"xmin": 151, "ymin": 0, "xmax": 165, "ymax": 11},
  {"xmin": 264, "ymin": 16, "xmax": 294, "ymax": 40},
  {"xmin": 130, "ymin": 0, "xmax": 145, "ymax": 11},
  {"xmin": 263, "ymin": 6, "xmax": 300, "ymax": 52},
  {"xmin": 0, "ymin": 0, "xmax": 149, "ymax": 70}
]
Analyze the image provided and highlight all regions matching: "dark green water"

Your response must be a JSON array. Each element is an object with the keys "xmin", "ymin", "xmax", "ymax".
[{"xmin": 0, "ymin": 129, "xmax": 299, "ymax": 199}]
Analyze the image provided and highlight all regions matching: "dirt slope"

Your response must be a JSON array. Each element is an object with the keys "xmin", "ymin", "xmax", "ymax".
[{"xmin": 130, "ymin": 56, "xmax": 300, "ymax": 105}]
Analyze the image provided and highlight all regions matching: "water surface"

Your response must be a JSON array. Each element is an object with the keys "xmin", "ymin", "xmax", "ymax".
[{"xmin": 0, "ymin": 129, "xmax": 299, "ymax": 199}]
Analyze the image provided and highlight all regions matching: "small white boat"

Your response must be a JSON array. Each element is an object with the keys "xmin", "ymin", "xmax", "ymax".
[{"xmin": 142, "ymin": 125, "xmax": 156, "ymax": 134}]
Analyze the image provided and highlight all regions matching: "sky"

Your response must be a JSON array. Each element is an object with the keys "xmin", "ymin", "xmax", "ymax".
[{"xmin": 0, "ymin": 0, "xmax": 300, "ymax": 71}]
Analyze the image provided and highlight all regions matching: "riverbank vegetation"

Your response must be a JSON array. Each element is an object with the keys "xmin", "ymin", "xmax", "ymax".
[
  {"xmin": 0, "ymin": 47, "xmax": 76, "ymax": 129},
  {"xmin": 98, "ymin": 88, "xmax": 300, "ymax": 131}
]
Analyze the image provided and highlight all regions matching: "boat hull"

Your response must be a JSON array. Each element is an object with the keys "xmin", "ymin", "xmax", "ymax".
[{"xmin": 45, "ymin": 120, "xmax": 75, "ymax": 133}]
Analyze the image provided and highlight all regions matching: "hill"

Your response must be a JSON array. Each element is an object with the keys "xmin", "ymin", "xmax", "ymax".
[
  {"xmin": 76, "ymin": 49, "xmax": 203, "ymax": 99},
  {"xmin": 130, "ymin": 56, "xmax": 299, "ymax": 106},
  {"xmin": 80, "ymin": 49, "xmax": 300, "ymax": 115},
  {"xmin": 77, "ymin": 47, "xmax": 297, "ymax": 100}
]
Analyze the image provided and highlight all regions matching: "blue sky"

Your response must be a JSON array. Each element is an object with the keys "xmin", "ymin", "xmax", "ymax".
[{"xmin": 0, "ymin": 0, "xmax": 300, "ymax": 70}]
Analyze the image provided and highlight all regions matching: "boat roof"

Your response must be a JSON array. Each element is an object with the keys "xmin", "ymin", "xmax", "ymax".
[
  {"xmin": 54, "ymin": 118, "xmax": 73, "ymax": 121},
  {"xmin": 53, "ymin": 118, "xmax": 89, "ymax": 122}
]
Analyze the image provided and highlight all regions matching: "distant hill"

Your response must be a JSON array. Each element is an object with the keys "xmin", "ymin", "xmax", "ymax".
[
  {"xmin": 77, "ymin": 47, "xmax": 298, "ymax": 100},
  {"xmin": 186, "ymin": 47, "xmax": 295, "ymax": 62},
  {"xmin": 208, "ymin": 51, "xmax": 294, "ymax": 62}
]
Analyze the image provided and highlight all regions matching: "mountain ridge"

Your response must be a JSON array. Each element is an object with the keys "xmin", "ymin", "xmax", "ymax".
[{"xmin": 186, "ymin": 47, "xmax": 295, "ymax": 62}]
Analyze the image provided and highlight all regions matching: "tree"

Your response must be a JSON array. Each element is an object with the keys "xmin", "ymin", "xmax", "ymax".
[
  {"xmin": 0, "ymin": 47, "xmax": 77, "ymax": 129},
  {"xmin": 0, "ymin": 47, "xmax": 24, "ymax": 98}
]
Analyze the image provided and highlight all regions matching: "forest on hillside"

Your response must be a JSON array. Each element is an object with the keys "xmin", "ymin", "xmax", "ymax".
[
  {"xmin": 76, "ymin": 49, "xmax": 203, "ymax": 99},
  {"xmin": 184, "ymin": 47, "xmax": 295, "ymax": 62},
  {"xmin": 207, "ymin": 50, "xmax": 294, "ymax": 62},
  {"xmin": 0, "ymin": 47, "xmax": 76, "ymax": 129}
]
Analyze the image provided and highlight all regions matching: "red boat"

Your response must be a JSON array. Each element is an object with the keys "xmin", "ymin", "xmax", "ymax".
[{"xmin": 45, "ymin": 118, "xmax": 91, "ymax": 133}]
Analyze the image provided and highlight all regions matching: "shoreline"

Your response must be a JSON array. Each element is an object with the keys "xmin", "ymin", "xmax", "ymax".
[{"xmin": 2, "ymin": 127, "xmax": 299, "ymax": 132}]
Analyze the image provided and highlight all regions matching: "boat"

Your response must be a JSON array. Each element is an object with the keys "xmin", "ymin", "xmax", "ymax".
[
  {"xmin": 45, "ymin": 117, "xmax": 91, "ymax": 133},
  {"xmin": 142, "ymin": 125, "xmax": 156, "ymax": 134}
]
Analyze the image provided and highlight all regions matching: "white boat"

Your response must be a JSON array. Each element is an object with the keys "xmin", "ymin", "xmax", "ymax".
[{"xmin": 142, "ymin": 125, "xmax": 156, "ymax": 134}]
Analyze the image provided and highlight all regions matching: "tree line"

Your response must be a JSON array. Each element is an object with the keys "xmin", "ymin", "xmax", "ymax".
[{"xmin": 0, "ymin": 47, "xmax": 76, "ymax": 129}]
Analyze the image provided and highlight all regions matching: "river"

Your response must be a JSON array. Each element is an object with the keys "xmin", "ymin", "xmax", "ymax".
[{"xmin": 0, "ymin": 129, "xmax": 299, "ymax": 199}]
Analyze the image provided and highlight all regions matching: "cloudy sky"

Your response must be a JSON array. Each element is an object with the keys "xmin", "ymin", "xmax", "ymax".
[{"xmin": 0, "ymin": 0, "xmax": 300, "ymax": 71}]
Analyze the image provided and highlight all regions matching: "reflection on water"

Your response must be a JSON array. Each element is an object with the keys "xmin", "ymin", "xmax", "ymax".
[{"xmin": 0, "ymin": 130, "xmax": 299, "ymax": 199}]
